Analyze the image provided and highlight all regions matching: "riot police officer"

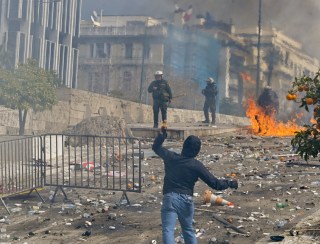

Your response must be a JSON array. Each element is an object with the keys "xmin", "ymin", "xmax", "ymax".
[
  {"xmin": 148, "ymin": 71, "xmax": 173, "ymax": 128},
  {"xmin": 257, "ymin": 86, "xmax": 279, "ymax": 116},
  {"xmin": 202, "ymin": 77, "xmax": 218, "ymax": 125}
]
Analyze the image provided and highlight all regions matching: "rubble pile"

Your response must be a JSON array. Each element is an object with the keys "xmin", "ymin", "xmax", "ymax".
[{"xmin": 63, "ymin": 115, "xmax": 134, "ymax": 146}]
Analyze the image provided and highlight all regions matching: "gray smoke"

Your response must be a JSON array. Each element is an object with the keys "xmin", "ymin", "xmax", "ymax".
[
  {"xmin": 81, "ymin": 0, "xmax": 174, "ymax": 19},
  {"xmin": 81, "ymin": 0, "xmax": 320, "ymax": 59}
]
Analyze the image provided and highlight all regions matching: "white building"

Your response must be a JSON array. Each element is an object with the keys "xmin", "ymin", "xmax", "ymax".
[{"xmin": 0, "ymin": 0, "xmax": 82, "ymax": 87}]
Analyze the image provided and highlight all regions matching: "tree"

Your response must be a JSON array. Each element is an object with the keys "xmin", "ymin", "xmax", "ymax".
[
  {"xmin": 288, "ymin": 70, "xmax": 320, "ymax": 160},
  {"xmin": 0, "ymin": 59, "xmax": 62, "ymax": 135}
]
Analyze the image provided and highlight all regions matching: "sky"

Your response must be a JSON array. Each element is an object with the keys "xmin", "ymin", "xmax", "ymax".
[{"xmin": 81, "ymin": 0, "xmax": 320, "ymax": 60}]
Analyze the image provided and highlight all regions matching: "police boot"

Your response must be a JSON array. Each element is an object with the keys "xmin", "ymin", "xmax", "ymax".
[
  {"xmin": 211, "ymin": 113, "xmax": 216, "ymax": 125},
  {"xmin": 202, "ymin": 113, "xmax": 210, "ymax": 123}
]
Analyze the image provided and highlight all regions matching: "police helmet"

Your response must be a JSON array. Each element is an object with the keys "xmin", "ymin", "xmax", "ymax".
[
  {"xmin": 206, "ymin": 77, "xmax": 214, "ymax": 83},
  {"xmin": 155, "ymin": 70, "xmax": 163, "ymax": 76}
]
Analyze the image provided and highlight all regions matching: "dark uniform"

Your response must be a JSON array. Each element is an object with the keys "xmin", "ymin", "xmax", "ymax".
[
  {"xmin": 202, "ymin": 79, "xmax": 218, "ymax": 124},
  {"xmin": 148, "ymin": 79, "xmax": 173, "ymax": 128},
  {"xmin": 255, "ymin": 86, "xmax": 279, "ymax": 134},
  {"xmin": 257, "ymin": 87, "xmax": 279, "ymax": 116}
]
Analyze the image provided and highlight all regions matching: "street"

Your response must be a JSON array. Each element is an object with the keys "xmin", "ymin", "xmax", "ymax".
[{"xmin": 1, "ymin": 131, "xmax": 320, "ymax": 243}]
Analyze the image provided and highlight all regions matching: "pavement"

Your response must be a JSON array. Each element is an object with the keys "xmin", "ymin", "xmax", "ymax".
[
  {"xmin": 128, "ymin": 122, "xmax": 249, "ymax": 140},
  {"xmin": 137, "ymin": 122, "xmax": 320, "ymax": 244},
  {"xmin": 255, "ymin": 205, "xmax": 320, "ymax": 244},
  {"xmin": 0, "ymin": 123, "xmax": 320, "ymax": 244},
  {"xmin": 130, "ymin": 122, "xmax": 320, "ymax": 244}
]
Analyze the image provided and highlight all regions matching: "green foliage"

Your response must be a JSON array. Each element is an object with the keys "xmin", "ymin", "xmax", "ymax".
[
  {"xmin": 292, "ymin": 126, "xmax": 320, "ymax": 161},
  {"xmin": 0, "ymin": 59, "xmax": 62, "ymax": 134},
  {"xmin": 0, "ymin": 59, "xmax": 61, "ymax": 112},
  {"xmin": 219, "ymin": 97, "xmax": 245, "ymax": 117},
  {"xmin": 290, "ymin": 70, "xmax": 320, "ymax": 160}
]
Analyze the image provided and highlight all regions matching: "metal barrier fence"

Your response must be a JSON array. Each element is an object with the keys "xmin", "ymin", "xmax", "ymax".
[
  {"xmin": 0, "ymin": 136, "xmax": 44, "ymax": 214},
  {"xmin": 0, "ymin": 134, "xmax": 142, "ymax": 213},
  {"xmin": 43, "ymin": 134, "xmax": 142, "ymax": 204}
]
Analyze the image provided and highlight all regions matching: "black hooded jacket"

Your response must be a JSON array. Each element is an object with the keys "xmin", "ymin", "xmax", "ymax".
[{"xmin": 152, "ymin": 134, "xmax": 230, "ymax": 196}]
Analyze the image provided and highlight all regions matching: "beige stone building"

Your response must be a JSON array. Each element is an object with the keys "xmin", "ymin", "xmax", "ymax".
[
  {"xmin": 77, "ymin": 15, "xmax": 250, "ymax": 112},
  {"xmin": 77, "ymin": 14, "xmax": 319, "ymax": 118},
  {"xmin": 77, "ymin": 16, "xmax": 165, "ymax": 102},
  {"xmin": 237, "ymin": 27, "xmax": 319, "ymax": 117}
]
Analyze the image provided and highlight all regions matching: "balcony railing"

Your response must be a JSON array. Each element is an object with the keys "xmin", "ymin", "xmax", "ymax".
[
  {"xmin": 78, "ymin": 57, "xmax": 111, "ymax": 65},
  {"xmin": 79, "ymin": 56, "xmax": 164, "ymax": 66},
  {"xmin": 80, "ymin": 25, "xmax": 167, "ymax": 37}
]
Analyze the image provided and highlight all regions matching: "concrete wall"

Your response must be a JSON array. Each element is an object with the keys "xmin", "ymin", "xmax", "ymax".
[{"xmin": 0, "ymin": 88, "xmax": 250, "ymax": 135}]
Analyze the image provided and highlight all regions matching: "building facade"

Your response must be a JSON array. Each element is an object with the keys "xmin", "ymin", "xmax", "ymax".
[
  {"xmin": 77, "ymin": 14, "xmax": 319, "ymax": 117},
  {"xmin": 0, "ymin": 0, "xmax": 82, "ymax": 87},
  {"xmin": 237, "ymin": 27, "xmax": 319, "ymax": 117},
  {"xmin": 78, "ymin": 15, "xmax": 250, "ymax": 110},
  {"xmin": 77, "ymin": 16, "xmax": 166, "ymax": 102}
]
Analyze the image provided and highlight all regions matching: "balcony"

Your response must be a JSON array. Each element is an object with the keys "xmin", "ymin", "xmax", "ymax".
[
  {"xmin": 79, "ymin": 56, "xmax": 163, "ymax": 66},
  {"xmin": 79, "ymin": 57, "xmax": 111, "ymax": 65},
  {"xmin": 80, "ymin": 25, "xmax": 167, "ymax": 37}
]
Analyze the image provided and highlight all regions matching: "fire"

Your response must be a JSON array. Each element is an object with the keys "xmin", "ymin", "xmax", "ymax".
[
  {"xmin": 245, "ymin": 98, "xmax": 301, "ymax": 136},
  {"xmin": 240, "ymin": 72, "xmax": 254, "ymax": 84}
]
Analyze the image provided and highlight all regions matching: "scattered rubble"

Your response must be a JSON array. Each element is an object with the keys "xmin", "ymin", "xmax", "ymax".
[{"xmin": 2, "ymin": 132, "xmax": 320, "ymax": 243}]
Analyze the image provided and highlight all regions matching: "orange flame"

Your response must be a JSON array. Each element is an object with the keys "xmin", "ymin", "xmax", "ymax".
[
  {"xmin": 245, "ymin": 98, "xmax": 301, "ymax": 136},
  {"xmin": 240, "ymin": 72, "xmax": 254, "ymax": 84}
]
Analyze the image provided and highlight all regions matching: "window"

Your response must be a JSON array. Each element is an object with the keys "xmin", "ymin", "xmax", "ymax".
[
  {"xmin": 22, "ymin": 0, "xmax": 27, "ymax": 19},
  {"xmin": 95, "ymin": 43, "xmax": 110, "ymax": 58},
  {"xmin": 144, "ymin": 44, "xmax": 150, "ymax": 59},
  {"xmin": 93, "ymin": 72, "xmax": 103, "ymax": 92},
  {"xmin": 9, "ymin": 0, "xmax": 21, "ymax": 19},
  {"xmin": 284, "ymin": 51, "xmax": 289, "ymax": 66},
  {"xmin": 90, "ymin": 44, "xmax": 94, "ymax": 58},
  {"xmin": 123, "ymin": 71, "xmax": 132, "ymax": 91},
  {"xmin": 19, "ymin": 33, "xmax": 25, "ymax": 63},
  {"xmin": 125, "ymin": 43, "xmax": 133, "ymax": 59},
  {"xmin": 95, "ymin": 43, "xmax": 105, "ymax": 58}
]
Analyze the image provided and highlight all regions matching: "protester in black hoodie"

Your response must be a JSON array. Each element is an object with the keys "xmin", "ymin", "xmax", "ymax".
[{"xmin": 152, "ymin": 129, "xmax": 238, "ymax": 244}]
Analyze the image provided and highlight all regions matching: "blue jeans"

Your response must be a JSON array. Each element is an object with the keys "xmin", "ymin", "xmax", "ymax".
[{"xmin": 161, "ymin": 192, "xmax": 196, "ymax": 244}]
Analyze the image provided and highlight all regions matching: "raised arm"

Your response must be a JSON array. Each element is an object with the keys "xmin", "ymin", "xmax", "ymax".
[{"xmin": 152, "ymin": 130, "xmax": 175, "ymax": 161}]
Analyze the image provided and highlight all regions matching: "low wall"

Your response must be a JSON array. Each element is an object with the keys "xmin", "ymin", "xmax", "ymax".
[{"xmin": 0, "ymin": 88, "xmax": 250, "ymax": 135}]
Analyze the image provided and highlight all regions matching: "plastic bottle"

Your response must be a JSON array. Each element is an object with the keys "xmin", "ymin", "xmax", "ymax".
[
  {"xmin": 276, "ymin": 202, "xmax": 288, "ymax": 208},
  {"xmin": 64, "ymin": 203, "xmax": 75, "ymax": 209},
  {"xmin": 310, "ymin": 181, "xmax": 320, "ymax": 187},
  {"xmin": 275, "ymin": 220, "xmax": 287, "ymax": 229}
]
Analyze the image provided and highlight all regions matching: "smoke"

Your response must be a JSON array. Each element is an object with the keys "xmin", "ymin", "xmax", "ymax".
[
  {"xmin": 81, "ymin": 0, "xmax": 174, "ymax": 19},
  {"xmin": 81, "ymin": 0, "xmax": 320, "ymax": 59}
]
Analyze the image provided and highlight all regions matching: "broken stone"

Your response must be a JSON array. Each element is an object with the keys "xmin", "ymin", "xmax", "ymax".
[
  {"xmin": 82, "ymin": 230, "xmax": 91, "ymax": 236},
  {"xmin": 10, "ymin": 207, "xmax": 22, "ymax": 213},
  {"xmin": 108, "ymin": 213, "xmax": 117, "ymax": 220}
]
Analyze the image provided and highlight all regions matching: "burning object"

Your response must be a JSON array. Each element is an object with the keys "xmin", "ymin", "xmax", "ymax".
[{"xmin": 246, "ymin": 99, "xmax": 300, "ymax": 136}]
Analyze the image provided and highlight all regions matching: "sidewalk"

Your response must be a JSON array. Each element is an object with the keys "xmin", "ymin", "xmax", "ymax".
[{"xmin": 128, "ymin": 122, "xmax": 249, "ymax": 139}]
